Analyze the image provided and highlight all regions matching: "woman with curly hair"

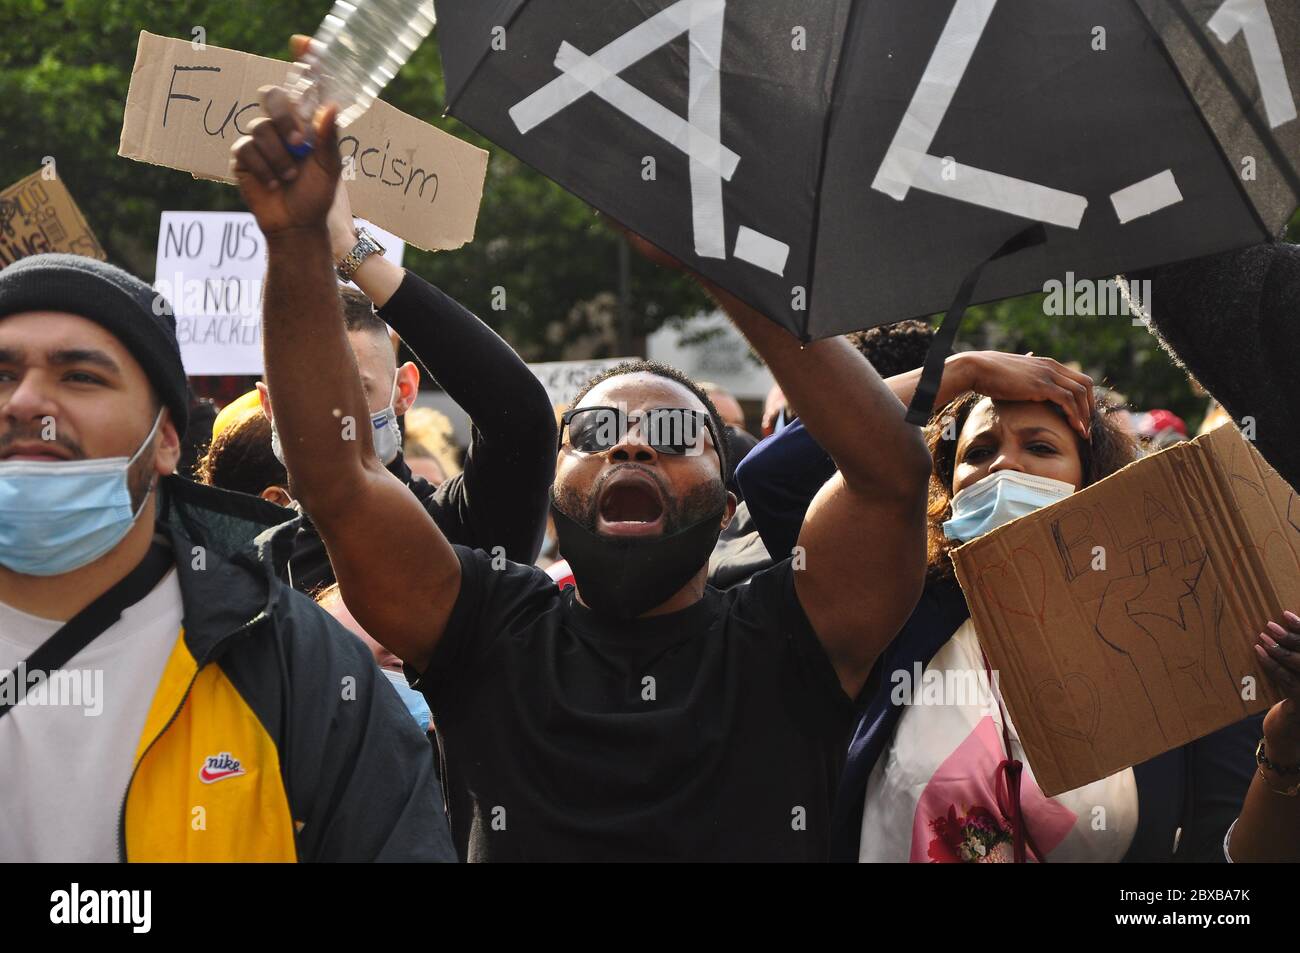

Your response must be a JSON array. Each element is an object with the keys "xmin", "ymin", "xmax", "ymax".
[
  {"xmin": 921, "ymin": 389, "xmax": 1136, "ymax": 588},
  {"xmin": 834, "ymin": 379, "xmax": 1277, "ymax": 863}
]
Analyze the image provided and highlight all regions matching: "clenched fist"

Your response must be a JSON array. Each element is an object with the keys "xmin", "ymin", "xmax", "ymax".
[{"xmin": 230, "ymin": 84, "xmax": 341, "ymax": 238}]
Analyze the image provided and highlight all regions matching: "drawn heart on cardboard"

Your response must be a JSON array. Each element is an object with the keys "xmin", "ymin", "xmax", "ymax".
[
  {"xmin": 1237, "ymin": 531, "xmax": 1300, "ymax": 583},
  {"xmin": 1263, "ymin": 531, "xmax": 1300, "ymax": 578},
  {"xmin": 977, "ymin": 547, "xmax": 1047, "ymax": 625},
  {"xmin": 1031, "ymin": 674, "xmax": 1100, "ymax": 742}
]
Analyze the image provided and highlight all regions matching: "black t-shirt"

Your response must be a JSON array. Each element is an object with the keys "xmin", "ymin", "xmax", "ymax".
[
  {"xmin": 707, "ymin": 500, "xmax": 774, "ymax": 589},
  {"xmin": 411, "ymin": 545, "xmax": 857, "ymax": 862}
]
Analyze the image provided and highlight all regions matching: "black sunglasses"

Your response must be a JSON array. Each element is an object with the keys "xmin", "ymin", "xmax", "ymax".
[{"xmin": 559, "ymin": 405, "xmax": 719, "ymax": 457}]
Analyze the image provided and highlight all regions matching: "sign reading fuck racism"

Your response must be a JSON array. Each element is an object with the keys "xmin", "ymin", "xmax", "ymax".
[{"xmin": 120, "ymin": 32, "xmax": 487, "ymax": 254}]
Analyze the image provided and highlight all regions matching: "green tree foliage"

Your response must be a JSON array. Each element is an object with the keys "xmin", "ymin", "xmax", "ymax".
[
  {"xmin": 960, "ymin": 292, "xmax": 1204, "ymax": 426},
  {"xmin": 0, "ymin": 0, "xmax": 1295, "ymax": 410},
  {"xmin": 0, "ymin": 0, "xmax": 708, "ymax": 361},
  {"xmin": 961, "ymin": 201, "xmax": 1297, "ymax": 429}
]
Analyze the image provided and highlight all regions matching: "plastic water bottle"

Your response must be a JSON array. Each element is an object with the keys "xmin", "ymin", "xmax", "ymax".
[{"xmin": 286, "ymin": 0, "xmax": 438, "ymax": 134}]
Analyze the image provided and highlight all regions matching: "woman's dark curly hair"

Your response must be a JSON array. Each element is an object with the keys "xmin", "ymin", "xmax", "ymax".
[
  {"xmin": 923, "ymin": 390, "xmax": 1138, "ymax": 581},
  {"xmin": 195, "ymin": 409, "xmax": 288, "ymax": 499}
]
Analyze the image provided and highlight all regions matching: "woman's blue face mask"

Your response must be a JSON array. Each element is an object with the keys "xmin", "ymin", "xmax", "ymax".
[{"xmin": 942, "ymin": 470, "xmax": 1076, "ymax": 544}]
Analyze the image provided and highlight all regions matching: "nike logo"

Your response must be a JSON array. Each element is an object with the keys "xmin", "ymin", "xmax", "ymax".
[
  {"xmin": 198, "ymin": 766, "xmax": 245, "ymax": 783},
  {"xmin": 198, "ymin": 752, "xmax": 246, "ymax": 784}
]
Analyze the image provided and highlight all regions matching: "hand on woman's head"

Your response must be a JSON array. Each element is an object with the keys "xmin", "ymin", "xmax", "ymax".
[{"xmin": 964, "ymin": 352, "xmax": 1093, "ymax": 439}]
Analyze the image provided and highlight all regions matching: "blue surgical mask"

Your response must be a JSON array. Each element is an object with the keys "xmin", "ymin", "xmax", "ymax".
[
  {"xmin": 0, "ymin": 409, "xmax": 164, "ymax": 576},
  {"xmin": 381, "ymin": 668, "xmax": 432, "ymax": 732},
  {"xmin": 942, "ymin": 470, "xmax": 1075, "ymax": 544}
]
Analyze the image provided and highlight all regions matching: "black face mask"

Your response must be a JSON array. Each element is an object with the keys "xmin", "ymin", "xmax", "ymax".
[{"xmin": 550, "ymin": 502, "xmax": 725, "ymax": 620}]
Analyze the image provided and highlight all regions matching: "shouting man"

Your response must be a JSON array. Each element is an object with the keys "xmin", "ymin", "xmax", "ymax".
[{"xmin": 234, "ymin": 88, "xmax": 930, "ymax": 861}]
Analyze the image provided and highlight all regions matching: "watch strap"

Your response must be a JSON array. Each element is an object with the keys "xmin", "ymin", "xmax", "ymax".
[{"xmin": 336, "ymin": 228, "xmax": 385, "ymax": 282}]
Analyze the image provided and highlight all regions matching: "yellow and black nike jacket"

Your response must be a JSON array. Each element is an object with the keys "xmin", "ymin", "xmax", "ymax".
[{"xmin": 118, "ymin": 476, "xmax": 455, "ymax": 862}]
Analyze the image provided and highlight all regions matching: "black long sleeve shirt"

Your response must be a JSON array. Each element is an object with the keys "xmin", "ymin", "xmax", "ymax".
[{"xmin": 288, "ymin": 270, "xmax": 557, "ymax": 594}]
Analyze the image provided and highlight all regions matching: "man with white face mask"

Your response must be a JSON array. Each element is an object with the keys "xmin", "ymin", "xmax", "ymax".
[
  {"xmin": 260, "ymin": 288, "xmax": 412, "ymax": 469},
  {"xmin": 260, "ymin": 178, "xmax": 558, "ymax": 595},
  {"xmin": 0, "ymin": 254, "xmax": 455, "ymax": 862},
  {"xmin": 258, "ymin": 288, "xmax": 425, "ymax": 593}
]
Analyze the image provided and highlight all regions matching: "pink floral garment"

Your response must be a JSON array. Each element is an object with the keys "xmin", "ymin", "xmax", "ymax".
[
  {"xmin": 912, "ymin": 715, "xmax": 1075, "ymax": 862},
  {"xmin": 858, "ymin": 621, "xmax": 1138, "ymax": 863}
]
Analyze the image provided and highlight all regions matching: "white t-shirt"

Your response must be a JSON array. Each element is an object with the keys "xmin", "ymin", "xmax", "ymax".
[
  {"xmin": 0, "ymin": 570, "xmax": 183, "ymax": 862},
  {"xmin": 859, "ymin": 619, "xmax": 1139, "ymax": 863}
]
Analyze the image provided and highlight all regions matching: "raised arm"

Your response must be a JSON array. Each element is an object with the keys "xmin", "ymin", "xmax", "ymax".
[
  {"xmin": 710, "ymin": 286, "xmax": 930, "ymax": 696},
  {"xmin": 373, "ymin": 276, "xmax": 555, "ymax": 562},
  {"xmin": 886, "ymin": 351, "xmax": 1093, "ymax": 437},
  {"xmin": 326, "ymin": 185, "xmax": 556, "ymax": 562},
  {"xmin": 1224, "ymin": 610, "xmax": 1300, "ymax": 862},
  {"xmin": 231, "ymin": 89, "xmax": 458, "ymax": 672},
  {"xmin": 618, "ymin": 228, "xmax": 930, "ymax": 694}
]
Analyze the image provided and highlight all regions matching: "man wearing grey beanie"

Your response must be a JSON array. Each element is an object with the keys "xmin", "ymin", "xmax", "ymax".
[{"xmin": 0, "ymin": 253, "xmax": 455, "ymax": 862}]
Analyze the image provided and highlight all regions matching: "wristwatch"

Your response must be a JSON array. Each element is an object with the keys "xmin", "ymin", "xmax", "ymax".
[
  {"xmin": 1256, "ymin": 738, "xmax": 1300, "ymax": 796},
  {"xmin": 336, "ymin": 227, "xmax": 386, "ymax": 282}
]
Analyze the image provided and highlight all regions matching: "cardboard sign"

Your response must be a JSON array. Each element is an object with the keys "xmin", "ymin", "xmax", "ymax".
[
  {"xmin": 155, "ymin": 210, "xmax": 404, "ymax": 376},
  {"xmin": 119, "ymin": 31, "xmax": 487, "ymax": 252},
  {"xmin": 0, "ymin": 170, "xmax": 106, "ymax": 268},
  {"xmin": 529, "ymin": 358, "xmax": 637, "ymax": 409},
  {"xmin": 951, "ymin": 424, "xmax": 1289, "ymax": 797}
]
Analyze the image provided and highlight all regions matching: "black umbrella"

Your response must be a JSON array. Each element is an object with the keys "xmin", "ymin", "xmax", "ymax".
[{"xmin": 437, "ymin": 0, "xmax": 1299, "ymax": 417}]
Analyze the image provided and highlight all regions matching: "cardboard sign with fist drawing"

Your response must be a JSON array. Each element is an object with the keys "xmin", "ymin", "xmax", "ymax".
[{"xmin": 953, "ymin": 424, "xmax": 1292, "ymax": 796}]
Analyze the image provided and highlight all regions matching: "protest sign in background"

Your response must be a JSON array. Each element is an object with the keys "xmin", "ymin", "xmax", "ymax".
[
  {"xmin": 120, "ymin": 32, "xmax": 486, "ymax": 253},
  {"xmin": 647, "ymin": 313, "xmax": 772, "ymax": 401},
  {"xmin": 156, "ymin": 210, "xmax": 403, "ymax": 376},
  {"xmin": 0, "ymin": 170, "xmax": 105, "ymax": 269},
  {"xmin": 528, "ymin": 358, "xmax": 636, "ymax": 410}
]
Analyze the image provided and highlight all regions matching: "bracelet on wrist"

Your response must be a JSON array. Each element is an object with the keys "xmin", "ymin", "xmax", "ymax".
[{"xmin": 1256, "ymin": 739, "xmax": 1300, "ymax": 796}]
